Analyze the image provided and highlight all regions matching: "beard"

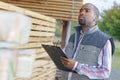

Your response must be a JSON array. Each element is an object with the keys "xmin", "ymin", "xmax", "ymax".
[{"xmin": 78, "ymin": 19, "xmax": 86, "ymax": 25}]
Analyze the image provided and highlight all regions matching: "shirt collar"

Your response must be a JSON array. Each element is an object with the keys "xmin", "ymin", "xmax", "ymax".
[
  {"xmin": 80, "ymin": 25, "xmax": 99, "ymax": 34},
  {"xmin": 74, "ymin": 25, "xmax": 99, "ymax": 34},
  {"xmin": 86, "ymin": 25, "xmax": 99, "ymax": 34}
]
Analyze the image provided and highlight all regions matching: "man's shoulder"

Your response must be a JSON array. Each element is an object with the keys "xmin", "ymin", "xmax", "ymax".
[{"xmin": 97, "ymin": 30, "xmax": 111, "ymax": 39}]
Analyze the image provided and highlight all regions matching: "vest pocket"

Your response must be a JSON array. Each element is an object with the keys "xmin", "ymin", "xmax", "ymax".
[{"xmin": 75, "ymin": 45, "xmax": 101, "ymax": 66}]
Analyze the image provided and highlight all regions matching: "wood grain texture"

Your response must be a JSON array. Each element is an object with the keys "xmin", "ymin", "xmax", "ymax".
[
  {"xmin": 0, "ymin": 1, "xmax": 56, "ymax": 80},
  {"xmin": 1, "ymin": 0, "xmax": 83, "ymax": 22}
]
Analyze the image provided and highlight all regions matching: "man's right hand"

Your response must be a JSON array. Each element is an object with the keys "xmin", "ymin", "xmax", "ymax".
[{"xmin": 55, "ymin": 77, "xmax": 59, "ymax": 80}]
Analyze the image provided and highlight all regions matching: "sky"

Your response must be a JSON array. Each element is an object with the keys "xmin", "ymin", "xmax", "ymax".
[{"xmin": 83, "ymin": 0, "xmax": 120, "ymax": 12}]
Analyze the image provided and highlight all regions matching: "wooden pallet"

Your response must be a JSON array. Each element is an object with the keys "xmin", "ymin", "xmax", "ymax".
[
  {"xmin": 1, "ymin": 0, "xmax": 83, "ymax": 22},
  {"xmin": 0, "ymin": 1, "xmax": 56, "ymax": 80}
]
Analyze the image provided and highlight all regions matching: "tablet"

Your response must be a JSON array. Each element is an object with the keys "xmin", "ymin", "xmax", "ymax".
[{"xmin": 42, "ymin": 44, "xmax": 72, "ymax": 72}]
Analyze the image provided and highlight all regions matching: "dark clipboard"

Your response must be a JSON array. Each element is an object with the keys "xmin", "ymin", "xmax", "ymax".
[{"xmin": 42, "ymin": 44, "xmax": 73, "ymax": 72}]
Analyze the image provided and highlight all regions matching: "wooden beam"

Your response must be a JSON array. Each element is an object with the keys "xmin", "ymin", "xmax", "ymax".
[{"xmin": 61, "ymin": 20, "xmax": 68, "ymax": 48}]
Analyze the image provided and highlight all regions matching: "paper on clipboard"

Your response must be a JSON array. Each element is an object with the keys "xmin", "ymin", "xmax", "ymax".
[{"xmin": 42, "ymin": 44, "xmax": 73, "ymax": 72}]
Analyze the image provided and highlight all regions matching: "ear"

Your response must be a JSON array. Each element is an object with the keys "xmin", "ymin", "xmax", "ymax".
[{"xmin": 93, "ymin": 16, "xmax": 99, "ymax": 22}]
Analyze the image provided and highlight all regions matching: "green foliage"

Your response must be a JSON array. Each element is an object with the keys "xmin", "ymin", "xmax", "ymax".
[
  {"xmin": 98, "ymin": 3, "xmax": 120, "ymax": 40},
  {"xmin": 55, "ymin": 21, "xmax": 63, "ymax": 37},
  {"xmin": 71, "ymin": 22, "xmax": 78, "ymax": 34}
]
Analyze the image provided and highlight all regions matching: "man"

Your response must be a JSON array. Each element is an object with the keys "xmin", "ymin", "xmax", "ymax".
[{"xmin": 55, "ymin": 3, "xmax": 115, "ymax": 80}]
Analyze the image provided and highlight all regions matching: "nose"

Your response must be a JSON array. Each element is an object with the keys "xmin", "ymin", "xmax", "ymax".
[{"xmin": 80, "ymin": 10, "xmax": 85, "ymax": 15}]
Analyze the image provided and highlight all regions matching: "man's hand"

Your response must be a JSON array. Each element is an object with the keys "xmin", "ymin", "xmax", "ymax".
[
  {"xmin": 55, "ymin": 77, "xmax": 61, "ymax": 80},
  {"xmin": 55, "ymin": 77, "xmax": 59, "ymax": 80},
  {"xmin": 61, "ymin": 57, "xmax": 75, "ymax": 70}
]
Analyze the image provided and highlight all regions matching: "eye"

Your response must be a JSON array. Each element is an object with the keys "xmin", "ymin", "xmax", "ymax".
[
  {"xmin": 85, "ymin": 9, "xmax": 90, "ymax": 12},
  {"xmin": 86, "ymin": 10, "xmax": 89, "ymax": 12},
  {"xmin": 79, "ymin": 9, "xmax": 83, "ymax": 12},
  {"xmin": 79, "ymin": 8, "xmax": 90, "ymax": 13}
]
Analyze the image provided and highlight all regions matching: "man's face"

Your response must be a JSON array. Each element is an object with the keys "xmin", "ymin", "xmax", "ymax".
[{"xmin": 78, "ymin": 4, "xmax": 96, "ymax": 26}]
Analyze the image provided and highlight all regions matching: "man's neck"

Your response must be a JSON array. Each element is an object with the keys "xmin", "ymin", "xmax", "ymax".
[{"xmin": 81, "ymin": 23, "xmax": 96, "ymax": 33}]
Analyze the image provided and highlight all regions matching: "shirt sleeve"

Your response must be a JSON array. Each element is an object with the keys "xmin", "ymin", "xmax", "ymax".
[{"xmin": 74, "ymin": 40, "xmax": 112, "ymax": 79}]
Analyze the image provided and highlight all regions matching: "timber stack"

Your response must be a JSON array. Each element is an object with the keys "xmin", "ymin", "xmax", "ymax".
[
  {"xmin": 1, "ymin": 0, "xmax": 83, "ymax": 22},
  {"xmin": 0, "ymin": 1, "xmax": 56, "ymax": 80}
]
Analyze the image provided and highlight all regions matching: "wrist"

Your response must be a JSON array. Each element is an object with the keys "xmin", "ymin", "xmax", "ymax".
[{"xmin": 72, "ymin": 61, "xmax": 78, "ymax": 70}]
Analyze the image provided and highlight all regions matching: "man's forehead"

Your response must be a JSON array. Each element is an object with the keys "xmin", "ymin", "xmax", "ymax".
[{"xmin": 81, "ymin": 4, "xmax": 94, "ymax": 10}]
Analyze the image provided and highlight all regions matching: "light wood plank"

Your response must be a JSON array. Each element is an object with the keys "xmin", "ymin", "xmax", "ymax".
[
  {"xmin": 31, "ymin": 25, "xmax": 56, "ymax": 32},
  {"xmin": 1, "ymin": 0, "xmax": 82, "ymax": 22},
  {"xmin": 31, "ymin": 18, "xmax": 56, "ymax": 27},
  {"xmin": 33, "ymin": 60, "xmax": 50, "ymax": 68},
  {"xmin": 28, "ymin": 37, "xmax": 53, "ymax": 42},
  {"xmin": 17, "ymin": 43, "xmax": 53, "ymax": 49},
  {"xmin": 7, "ymin": 3, "xmax": 81, "ymax": 12},
  {"xmin": 30, "ymin": 31, "xmax": 55, "ymax": 37},
  {"xmin": 10, "ymin": 0, "xmax": 83, "ymax": 4},
  {"xmin": 2, "ymin": 0, "xmax": 82, "ymax": 9},
  {"xmin": 0, "ymin": 1, "xmax": 56, "ymax": 23}
]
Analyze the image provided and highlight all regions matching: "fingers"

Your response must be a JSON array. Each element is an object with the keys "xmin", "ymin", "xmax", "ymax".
[
  {"xmin": 61, "ymin": 56, "xmax": 75, "ymax": 70},
  {"xmin": 61, "ymin": 56, "xmax": 68, "ymax": 61},
  {"xmin": 61, "ymin": 57, "xmax": 69, "ymax": 65},
  {"xmin": 55, "ymin": 77, "xmax": 60, "ymax": 80}
]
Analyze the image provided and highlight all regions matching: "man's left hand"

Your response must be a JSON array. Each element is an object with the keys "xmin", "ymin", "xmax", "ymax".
[{"xmin": 61, "ymin": 57, "xmax": 75, "ymax": 70}]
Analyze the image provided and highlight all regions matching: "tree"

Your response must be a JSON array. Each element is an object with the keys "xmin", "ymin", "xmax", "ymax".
[{"xmin": 98, "ymin": 3, "xmax": 120, "ymax": 40}]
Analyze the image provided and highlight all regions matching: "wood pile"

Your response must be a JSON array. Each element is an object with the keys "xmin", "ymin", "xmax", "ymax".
[
  {"xmin": 0, "ymin": 1, "xmax": 56, "ymax": 80},
  {"xmin": 1, "ymin": 0, "xmax": 83, "ymax": 22}
]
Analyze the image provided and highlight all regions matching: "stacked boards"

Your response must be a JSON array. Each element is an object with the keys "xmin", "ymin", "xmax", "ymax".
[
  {"xmin": 0, "ymin": 1, "xmax": 56, "ymax": 80},
  {"xmin": 1, "ymin": 0, "xmax": 83, "ymax": 22}
]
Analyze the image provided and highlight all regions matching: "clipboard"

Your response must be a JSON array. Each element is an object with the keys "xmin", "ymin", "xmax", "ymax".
[{"xmin": 42, "ymin": 44, "xmax": 73, "ymax": 72}]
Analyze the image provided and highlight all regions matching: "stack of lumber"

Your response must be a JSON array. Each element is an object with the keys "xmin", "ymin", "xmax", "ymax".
[
  {"xmin": 1, "ymin": 0, "xmax": 83, "ymax": 22},
  {"xmin": 0, "ymin": 1, "xmax": 56, "ymax": 80}
]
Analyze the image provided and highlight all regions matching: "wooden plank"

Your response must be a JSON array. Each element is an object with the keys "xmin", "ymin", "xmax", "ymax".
[
  {"xmin": 29, "ymin": 37, "xmax": 53, "ymax": 42},
  {"xmin": 5, "ymin": 1, "xmax": 81, "ymax": 11},
  {"xmin": 29, "ymin": 10, "xmax": 78, "ymax": 22},
  {"xmin": 0, "ymin": 1, "xmax": 56, "ymax": 23},
  {"xmin": 30, "ymin": 31, "xmax": 55, "ymax": 37},
  {"xmin": 31, "ymin": 69, "xmax": 55, "ymax": 79},
  {"xmin": 33, "ymin": 60, "xmax": 50, "ymax": 68},
  {"xmin": 37, "ymin": 14, "xmax": 78, "ymax": 22},
  {"xmin": 29, "ymin": 48, "xmax": 45, "ymax": 53},
  {"xmin": 32, "ymin": 65, "xmax": 56, "ymax": 76},
  {"xmin": 1, "ymin": 0, "xmax": 82, "ymax": 22},
  {"xmin": 17, "ymin": 43, "xmax": 42, "ymax": 48},
  {"xmin": 31, "ymin": 25, "xmax": 56, "ymax": 32},
  {"xmin": 19, "ymin": 7, "xmax": 79, "ymax": 16},
  {"xmin": 15, "ymin": 78, "xmax": 25, "ymax": 80},
  {"xmin": 31, "ymin": 18, "xmax": 55, "ymax": 27},
  {"xmin": 31, "ymin": 9, "xmax": 79, "ymax": 16},
  {"xmin": 32, "ymin": 63, "xmax": 55, "ymax": 73},
  {"xmin": 28, "ymin": 48, "xmax": 46, "ymax": 54},
  {"xmin": 29, "ymin": 10, "xmax": 79, "ymax": 20},
  {"xmin": 31, "ymin": 11, "xmax": 75, "ymax": 18},
  {"xmin": 32, "ymin": 69, "xmax": 55, "ymax": 79},
  {"xmin": 10, "ymin": 0, "xmax": 83, "ymax": 4},
  {"xmin": 36, "ymin": 54, "xmax": 49, "ymax": 59},
  {"xmin": 4, "ymin": 1, "xmax": 80, "ymax": 14},
  {"xmin": 17, "ymin": 42, "xmax": 53, "ymax": 49},
  {"xmin": 26, "ymin": 9, "xmax": 79, "ymax": 17},
  {"xmin": 35, "ymin": 52, "xmax": 49, "ymax": 59},
  {"xmin": 3, "ymin": 0, "xmax": 82, "ymax": 9},
  {"xmin": 17, "ymin": 43, "xmax": 52, "ymax": 49},
  {"xmin": 32, "ymin": 69, "xmax": 55, "ymax": 78},
  {"xmin": 15, "ymin": 5, "xmax": 79, "ymax": 14}
]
